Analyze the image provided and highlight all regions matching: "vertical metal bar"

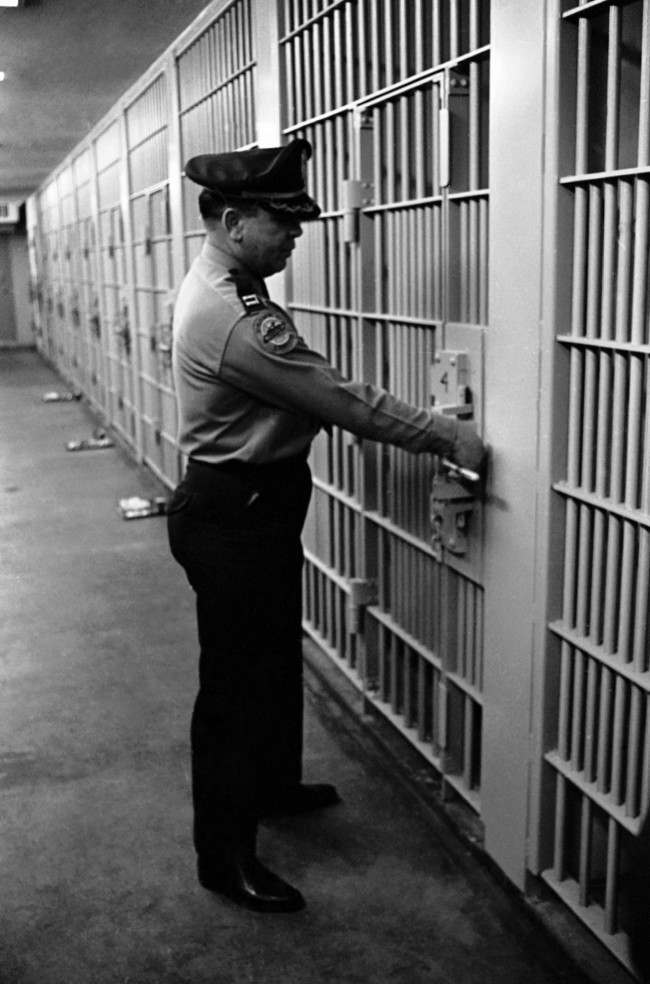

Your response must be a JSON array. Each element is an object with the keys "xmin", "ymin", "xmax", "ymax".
[
  {"xmin": 575, "ymin": 507, "xmax": 592, "ymax": 637},
  {"xmin": 583, "ymin": 658, "xmax": 597, "ymax": 783},
  {"xmin": 384, "ymin": 0, "xmax": 393, "ymax": 88},
  {"xmin": 570, "ymin": 649, "xmax": 585, "ymax": 770},
  {"xmin": 575, "ymin": 18, "xmax": 589, "ymax": 174},
  {"xmin": 632, "ymin": 530, "xmax": 650, "ymax": 672},
  {"xmin": 625, "ymin": 685, "xmax": 642, "ymax": 817},
  {"xmin": 469, "ymin": 0, "xmax": 479, "ymax": 52},
  {"xmin": 398, "ymin": 0, "xmax": 408, "ymax": 81},
  {"xmin": 578, "ymin": 796, "xmax": 591, "ymax": 908},
  {"xmin": 596, "ymin": 666, "xmax": 612, "ymax": 794},
  {"xmin": 357, "ymin": 0, "xmax": 367, "ymax": 97},
  {"xmin": 604, "ymin": 818, "xmax": 619, "ymax": 935},
  {"xmin": 610, "ymin": 676, "xmax": 627, "ymax": 804},
  {"xmin": 582, "ymin": 185, "xmax": 601, "ymax": 484},
  {"xmin": 479, "ymin": 195, "xmax": 488, "ymax": 323},
  {"xmin": 566, "ymin": 350, "xmax": 583, "ymax": 489},
  {"xmin": 553, "ymin": 773, "xmax": 567, "ymax": 880},
  {"xmin": 638, "ymin": 0, "xmax": 650, "ymax": 168},
  {"xmin": 432, "ymin": 0, "xmax": 441, "ymax": 67},
  {"xmin": 617, "ymin": 522, "xmax": 636, "ymax": 661},
  {"xmin": 449, "ymin": 0, "xmax": 459, "ymax": 61},
  {"xmin": 602, "ymin": 514, "xmax": 621, "ymax": 654},
  {"xmin": 641, "ymin": 695, "xmax": 650, "ymax": 814},
  {"xmin": 371, "ymin": 0, "xmax": 380, "ymax": 93},
  {"xmin": 333, "ymin": 7, "xmax": 343, "ymax": 108},
  {"xmin": 469, "ymin": 61, "xmax": 479, "ymax": 191},
  {"xmin": 463, "ymin": 694, "xmax": 473, "ymax": 788}
]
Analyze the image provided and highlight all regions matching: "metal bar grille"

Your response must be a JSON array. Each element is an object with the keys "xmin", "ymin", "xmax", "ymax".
[
  {"xmin": 177, "ymin": 0, "xmax": 256, "ymax": 270},
  {"xmin": 125, "ymin": 72, "xmax": 179, "ymax": 483},
  {"xmin": 93, "ymin": 120, "xmax": 137, "ymax": 446},
  {"xmin": 544, "ymin": 0, "xmax": 650, "ymax": 962},
  {"xmin": 285, "ymin": 1, "xmax": 489, "ymax": 813}
]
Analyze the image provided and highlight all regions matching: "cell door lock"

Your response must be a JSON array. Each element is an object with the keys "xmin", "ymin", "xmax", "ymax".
[
  {"xmin": 341, "ymin": 178, "xmax": 374, "ymax": 243},
  {"xmin": 114, "ymin": 297, "xmax": 131, "ymax": 355},
  {"xmin": 347, "ymin": 578, "xmax": 378, "ymax": 634},
  {"xmin": 430, "ymin": 461, "xmax": 479, "ymax": 562}
]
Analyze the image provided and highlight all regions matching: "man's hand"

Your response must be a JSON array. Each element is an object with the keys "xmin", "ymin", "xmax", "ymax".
[{"xmin": 451, "ymin": 420, "xmax": 487, "ymax": 474}]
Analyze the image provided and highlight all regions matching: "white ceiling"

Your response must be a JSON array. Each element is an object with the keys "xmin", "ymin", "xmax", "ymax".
[{"xmin": 0, "ymin": 0, "xmax": 211, "ymax": 201}]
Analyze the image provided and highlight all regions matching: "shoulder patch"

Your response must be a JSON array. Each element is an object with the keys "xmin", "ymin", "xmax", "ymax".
[{"xmin": 254, "ymin": 312, "xmax": 298, "ymax": 355}]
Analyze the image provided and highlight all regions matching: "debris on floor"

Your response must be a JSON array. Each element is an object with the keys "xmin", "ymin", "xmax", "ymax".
[
  {"xmin": 42, "ymin": 390, "xmax": 82, "ymax": 403},
  {"xmin": 118, "ymin": 495, "xmax": 168, "ymax": 520},
  {"xmin": 66, "ymin": 428, "xmax": 114, "ymax": 452}
]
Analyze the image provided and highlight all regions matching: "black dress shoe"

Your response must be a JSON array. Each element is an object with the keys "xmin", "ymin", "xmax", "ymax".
[
  {"xmin": 260, "ymin": 782, "xmax": 341, "ymax": 818},
  {"xmin": 197, "ymin": 854, "xmax": 305, "ymax": 913}
]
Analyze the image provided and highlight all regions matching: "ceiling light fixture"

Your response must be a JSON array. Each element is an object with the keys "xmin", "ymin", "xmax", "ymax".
[
  {"xmin": 0, "ymin": 72, "xmax": 5, "ymax": 82},
  {"xmin": 0, "ymin": 1, "xmax": 21, "ymax": 7}
]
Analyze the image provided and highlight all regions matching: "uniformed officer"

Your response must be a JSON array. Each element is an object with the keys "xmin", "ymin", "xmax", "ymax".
[{"xmin": 167, "ymin": 137, "xmax": 486, "ymax": 914}]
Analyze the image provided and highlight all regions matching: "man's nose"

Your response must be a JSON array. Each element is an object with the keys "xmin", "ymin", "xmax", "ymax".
[{"xmin": 289, "ymin": 222, "xmax": 303, "ymax": 239}]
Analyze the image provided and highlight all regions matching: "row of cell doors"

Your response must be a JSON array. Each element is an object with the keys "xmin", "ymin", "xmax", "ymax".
[{"xmin": 33, "ymin": 179, "xmax": 180, "ymax": 488}]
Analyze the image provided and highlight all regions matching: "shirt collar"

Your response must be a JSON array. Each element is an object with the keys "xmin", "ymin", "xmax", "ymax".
[{"xmin": 200, "ymin": 240, "xmax": 266, "ymax": 294}]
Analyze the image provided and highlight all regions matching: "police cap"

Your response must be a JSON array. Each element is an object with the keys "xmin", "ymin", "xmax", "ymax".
[{"xmin": 185, "ymin": 138, "xmax": 321, "ymax": 221}]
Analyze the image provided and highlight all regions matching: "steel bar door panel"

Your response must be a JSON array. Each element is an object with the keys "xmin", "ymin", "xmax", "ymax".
[
  {"xmin": 281, "ymin": 0, "xmax": 489, "ymax": 812},
  {"xmin": 541, "ymin": 0, "xmax": 650, "ymax": 964},
  {"xmin": 56, "ymin": 168, "xmax": 82, "ymax": 390},
  {"xmin": 126, "ymin": 73, "xmax": 179, "ymax": 485},
  {"xmin": 39, "ymin": 181, "xmax": 65, "ymax": 368},
  {"xmin": 71, "ymin": 151, "xmax": 102, "ymax": 408},
  {"xmin": 94, "ymin": 121, "xmax": 136, "ymax": 444},
  {"xmin": 176, "ymin": 0, "xmax": 256, "ymax": 275}
]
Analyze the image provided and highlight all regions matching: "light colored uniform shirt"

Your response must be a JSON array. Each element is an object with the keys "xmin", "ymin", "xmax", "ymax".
[{"xmin": 172, "ymin": 239, "xmax": 458, "ymax": 465}]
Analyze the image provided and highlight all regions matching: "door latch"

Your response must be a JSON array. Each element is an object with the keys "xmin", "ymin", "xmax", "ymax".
[
  {"xmin": 347, "ymin": 578, "xmax": 378, "ymax": 634},
  {"xmin": 341, "ymin": 178, "xmax": 373, "ymax": 243},
  {"xmin": 114, "ymin": 297, "xmax": 131, "ymax": 355},
  {"xmin": 430, "ymin": 461, "xmax": 479, "ymax": 561}
]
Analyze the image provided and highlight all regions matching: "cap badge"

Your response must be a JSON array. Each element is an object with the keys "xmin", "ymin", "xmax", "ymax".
[{"xmin": 255, "ymin": 313, "xmax": 298, "ymax": 354}]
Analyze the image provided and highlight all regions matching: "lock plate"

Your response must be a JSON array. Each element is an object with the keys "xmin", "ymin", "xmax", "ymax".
[
  {"xmin": 431, "ymin": 349, "xmax": 472, "ymax": 418},
  {"xmin": 430, "ymin": 473, "xmax": 476, "ymax": 561}
]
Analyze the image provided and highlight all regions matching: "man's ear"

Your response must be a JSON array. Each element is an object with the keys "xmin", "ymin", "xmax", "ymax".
[{"xmin": 222, "ymin": 207, "xmax": 243, "ymax": 240}]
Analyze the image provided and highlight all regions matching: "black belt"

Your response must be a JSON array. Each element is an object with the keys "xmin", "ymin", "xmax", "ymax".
[{"xmin": 182, "ymin": 454, "xmax": 311, "ymax": 513}]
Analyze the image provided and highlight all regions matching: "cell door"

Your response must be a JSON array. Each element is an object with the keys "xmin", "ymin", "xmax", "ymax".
[
  {"xmin": 78, "ymin": 216, "xmax": 105, "ymax": 412},
  {"xmin": 126, "ymin": 71, "xmax": 178, "ymax": 486},
  {"xmin": 96, "ymin": 121, "xmax": 136, "ymax": 444},
  {"xmin": 132, "ymin": 187, "xmax": 178, "ymax": 485},
  {"xmin": 299, "ymin": 63, "xmax": 488, "ymax": 815}
]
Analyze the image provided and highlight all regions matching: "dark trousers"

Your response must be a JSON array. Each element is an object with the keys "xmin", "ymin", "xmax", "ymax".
[{"xmin": 167, "ymin": 455, "xmax": 312, "ymax": 860}]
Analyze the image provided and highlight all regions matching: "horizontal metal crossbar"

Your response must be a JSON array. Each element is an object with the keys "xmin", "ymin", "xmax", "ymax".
[
  {"xmin": 549, "ymin": 619, "xmax": 650, "ymax": 692},
  {"xmin": 366, "ymin": 510, "xmax": 484, "ymax": 588},
  {"xmin": 126, "ymin": 123, "xmax": 168, "ymax": 157},
  {"xmin": 545, "ymin": 750, "xmax": 642, "ymax": 835},
  {"xmin": 364, "ymin": 196, "xmax": 444, "ymax": 214},
  {"xmin": 367, "ymin": 606, "xmax": 442, "ymax": 669},
  {"xmin": 553, "ymin": 481, "xmax": 650, "ymax": 530},
  {"xmin": 129, "ymin": 179, "xmax": 169, "ymax": 199},
  {"xmin": 563, "ymin": 0, "xmax": 640, "ymax": 22},
  {"xmin": 279, "ymin": 0, "xmax": 349, "ymax": 44},
  {"xmin": 557, "ymin": 334, "xmax": 650, "ymax": 356},
  {"xmin": 303, "ymin": 546, "xmax": 351, "ymax": 594},
  {"xmin": 560, "ymin": 164, "xmax": 650, "ymax": 185},
  {"xmin": 282, "ymin": 46, "xmax": 491, "ymax": 138},
  {"xmin": 541, "ymin": 869, "xmax": 633, "ymax": 967},
  {"xmin": 302, "ymin": 620, "xmax": 365, "ymax": 690},
  {"xmin": 289, "ymin": 302, "xmax": 443, "ymax": 330},
  {"xmin": 177, "ymin": 60, "xmax": 255, "ymax": 118},
  {"xmin": 311, "ymin": 474, "xmax": 362, "ymax": 512}
]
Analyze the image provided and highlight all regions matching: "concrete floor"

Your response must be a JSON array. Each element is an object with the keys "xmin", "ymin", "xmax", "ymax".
[{"xmin": 0, "ymin": 349, "xmax": 611, "ymax": 984}]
